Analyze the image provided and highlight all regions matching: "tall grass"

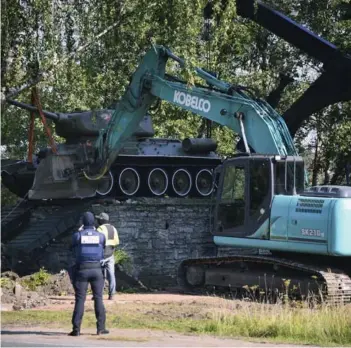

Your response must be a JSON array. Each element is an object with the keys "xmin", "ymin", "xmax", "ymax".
[
  {"xmin": 2, "ymin": 299, "xmax": 350, "ymax": 346},
  {"xmin": 203, "ymin": 303, "xmax": 351, "ymax": 346}
]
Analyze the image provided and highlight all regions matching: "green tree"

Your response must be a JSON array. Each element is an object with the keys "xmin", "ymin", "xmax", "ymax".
[{"xmin": 1, "ymin": 0, "xmax": 350, "ymax": 202}]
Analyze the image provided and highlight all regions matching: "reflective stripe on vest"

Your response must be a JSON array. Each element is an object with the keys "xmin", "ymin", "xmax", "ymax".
[{"xmin": 97, "ymin": 224, "xmax": 119, "ymax": 247}]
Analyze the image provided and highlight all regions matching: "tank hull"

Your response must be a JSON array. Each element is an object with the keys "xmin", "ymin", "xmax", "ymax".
[
  {"xmin": 4, "ymin": 101, "xmax": 222, "ymax": 200},
  {"xmin": 2, "ymin": 138, "xmax": 222, "ymax": 200}
]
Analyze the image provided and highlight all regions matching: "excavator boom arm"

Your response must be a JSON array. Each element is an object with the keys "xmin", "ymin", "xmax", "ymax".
[{"xmin": 96, "ymin": 45, "xmax": 298, "ymax": 176}]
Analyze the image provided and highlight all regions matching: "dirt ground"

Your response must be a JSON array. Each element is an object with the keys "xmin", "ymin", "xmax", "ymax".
[
  {"xmin": 0, "ymin": 271, "xmax": 335, "ymax": 347},
  {"xmin": 0, "ymin": 270, "xmax": 249, "ymax": 312},
  {"xmin": 2, "ymin": 291, "xmax": 258, "ymax": 318},
  {"xmin": 40, "ymin": 292, "xmax": 237, "ymax": 308},
  {"xmin": 1, "ymin": 294, "xmax": 320, "ymax": 347}
]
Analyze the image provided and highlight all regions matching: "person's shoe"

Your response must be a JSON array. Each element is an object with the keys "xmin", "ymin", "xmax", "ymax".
[
  {"xmin": 97, "ymin": 329, "xmax": 109, "ymax": 335},
  {"xmin": 68, "ymin": 330, "xmax": 80, "ymax": 336},
  {"xmin": 108, "ymin": 294, "xmax": 114, "ymax": 300}
]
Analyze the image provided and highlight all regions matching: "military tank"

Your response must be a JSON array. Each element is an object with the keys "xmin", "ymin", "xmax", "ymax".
[{"xmin": 2, "ymin": 99, "xmax": 222, "ymax": 200}]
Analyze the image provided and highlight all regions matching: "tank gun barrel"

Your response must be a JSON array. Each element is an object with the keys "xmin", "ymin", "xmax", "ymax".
[{"xmin": 6, "ymin": 99, "xmax": 61, "ymax": 121}]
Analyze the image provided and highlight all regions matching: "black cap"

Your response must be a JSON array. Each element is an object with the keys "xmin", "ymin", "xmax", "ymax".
[{"xmin": 82, "ymin": 211, "xmax": 95, "ymax": 227}]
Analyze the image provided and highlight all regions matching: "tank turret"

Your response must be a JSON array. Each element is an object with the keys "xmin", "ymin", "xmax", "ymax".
[{"xmin": 6, "ymin": 99, "xmax": 155, "ymax": 143}]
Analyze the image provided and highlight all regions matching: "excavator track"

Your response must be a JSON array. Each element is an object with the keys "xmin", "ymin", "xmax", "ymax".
[{"xmin": 177, "ymin": 255, "xmax": 351, "ymax": 305}]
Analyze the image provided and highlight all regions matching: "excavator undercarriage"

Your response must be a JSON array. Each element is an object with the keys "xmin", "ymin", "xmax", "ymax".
[{"xmin": 178, "ymin": 255, "xmax": 351, "ymax": 305}]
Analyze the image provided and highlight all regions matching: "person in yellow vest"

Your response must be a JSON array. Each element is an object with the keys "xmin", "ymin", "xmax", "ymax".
[{"xmin": 95, "ymin": 212, "xmax": 119, "ymax": 300}]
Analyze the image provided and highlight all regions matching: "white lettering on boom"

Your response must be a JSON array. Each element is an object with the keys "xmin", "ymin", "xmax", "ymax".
[{"xmin": 173, "ymin": 91, "xmax": 211, "ymax": 113}]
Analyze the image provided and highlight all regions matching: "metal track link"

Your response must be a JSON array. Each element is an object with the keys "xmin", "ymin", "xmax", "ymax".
[
  {"xmin": 177, "ymin": 255, "xmax": 351, "ymax": 305},
  {"xmin": 1, "ymin": 201, "xmax": 30, "ymax": 226},
  {"xmin": 1, "ymin": 201, "xmax": 32, "ymax": 241},
  {"xmin": 5, "ymin": 203, "xmax": 89, "ymax": 256}
]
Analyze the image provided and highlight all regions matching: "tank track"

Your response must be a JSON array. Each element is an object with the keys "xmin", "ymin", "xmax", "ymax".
[
  {"xmin": 5, "ymin": 203, "xmax": 88, "ymax": 256},
  {"xmin": 1, "ymin": 201, "xmax": 32, "ymax": 242},
  {"xmin": 177, "ymin": 255, "xmax": 351, "ymax": 305}
]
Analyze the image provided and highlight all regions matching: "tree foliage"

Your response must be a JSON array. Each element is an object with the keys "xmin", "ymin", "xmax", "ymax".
[{"xmin": 1, "ymin": 0, "xmax": 350, "ymax": 187}]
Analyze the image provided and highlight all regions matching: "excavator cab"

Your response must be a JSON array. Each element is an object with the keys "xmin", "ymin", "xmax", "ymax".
[{"xmin": 214, "ymin": 155, "xmax": 305, "ymax": 238}]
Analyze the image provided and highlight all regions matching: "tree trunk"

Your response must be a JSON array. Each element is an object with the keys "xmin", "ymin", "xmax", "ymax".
[
  {"xmin": 323, "ymin": 162, "xmax": 330, "ymax": 184},
  {"xmin": 330, "ymin": 155, "xmax": 346, "ymax": 185},
  {"xmin": 311, "ymin": 134, "xmax": 320, "ymax": 186}
]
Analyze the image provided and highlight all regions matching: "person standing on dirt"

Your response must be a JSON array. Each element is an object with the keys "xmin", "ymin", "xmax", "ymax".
[
  {"xmin": 69, "ymin": 211, "xmax": 109, "ymax": 337},
  {"xmin": 68, "ymin": 217, "xmax": 97, "ymax": 290},
  {"xmin": 95, "ymin": 212, "xmax": 119, "ymax": 300}
]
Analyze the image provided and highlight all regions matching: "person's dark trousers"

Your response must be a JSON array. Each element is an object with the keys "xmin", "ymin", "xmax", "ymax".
[
  {"xmin": 68, "ymin": 264, "xmax": 77, "ymax": 292},
  {"xmin": 72, "ymin": 267, "xmax": 106, "ymax": 333}
]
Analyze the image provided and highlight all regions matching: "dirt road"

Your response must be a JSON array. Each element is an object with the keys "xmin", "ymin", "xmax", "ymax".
[{"xmin": 1, "ymin": 326, "xmax": 319, "ymax": 347}]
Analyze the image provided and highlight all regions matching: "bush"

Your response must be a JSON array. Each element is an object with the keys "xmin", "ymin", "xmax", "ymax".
[
  {"xmin": 114, "ymin": 249, "xmax": 130, "ymax": 265},
  {"xmin": 0, "ymin": 277, "xmax": 10, "ymax": 287},
  {"xmin": 21, "ymin": 267, "xmax": 51, "ymax": 291},
  {"xmin": 114, "ymin": 249, "xmax": 132, "ymax": 273}
]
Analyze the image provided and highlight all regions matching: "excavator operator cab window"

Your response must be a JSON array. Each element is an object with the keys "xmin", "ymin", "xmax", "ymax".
[
  {"xmin": 249, "ymin": 160, "xmax": 270, "ymax": 216},
  {"xmin": 274, "ymin": 159, "xmax": 305, "ymax": 195},
  {"xmin": 221, "ymin": 166, "xmax": 245, "ymax": 202},
  {"xmin": 218, "ymin": 165, "xmax": 246, "ymax": 233},
  {"xmin": 214, "ymin": 157, "xmax": 272, "ymax": 238}
]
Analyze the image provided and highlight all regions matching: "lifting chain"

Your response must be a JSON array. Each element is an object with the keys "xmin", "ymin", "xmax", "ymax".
[{"xmin": 27, "ymin": 87, "xmax": 58, "ymax": 163}]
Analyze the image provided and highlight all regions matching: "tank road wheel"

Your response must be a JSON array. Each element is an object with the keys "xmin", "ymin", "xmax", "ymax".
[
  {"xmin": 195, "ymin": 169, "xmax": 214, "ymax": 196},
  {"xmin": 172, "ymin": 169, "xmax": 192, "ymax": 197},
  {"xmin": 96, "ymin": 170, "xmax": 114, "ymax": 196},
  {"xmin": 119, "ymin": 168, "xmax": 140, "ymax": 196},
  {"xmin": 148, "ymin": 168, "xmax": 168, "ymax": 196},
  {"xmin": 186, "ymin": 265, "xmax": 205, "ymax": 287}
]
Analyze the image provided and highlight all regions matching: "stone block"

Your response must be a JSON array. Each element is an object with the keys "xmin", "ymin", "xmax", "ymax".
[{"xmin": 14, "ymin": 282, "xmax": 23, "ymax": 300}]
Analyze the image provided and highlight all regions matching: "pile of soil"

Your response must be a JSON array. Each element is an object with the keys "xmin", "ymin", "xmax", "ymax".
[
  {"xmin": 0, "ymin": 271, "xmax": 50, "ymax": 310},
  {"xmin": 1, "ymin": 270, "xmax": 76, "ymax": 310},
  {"xmin": 39, "ymin": 270, "xmax": 75, "ymax": 297},
  {"xmin": 1, "ymin": 268, "xmax": 149, "ymax": 311}
]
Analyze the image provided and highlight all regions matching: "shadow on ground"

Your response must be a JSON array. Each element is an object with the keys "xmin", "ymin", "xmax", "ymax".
[{"xmin": 1, "ymin": 330, "xmax": 69, "ymax": 336}]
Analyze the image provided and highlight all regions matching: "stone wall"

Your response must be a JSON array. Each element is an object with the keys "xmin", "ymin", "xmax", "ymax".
[
  {"xmin": 37, "ymin": 198, "xmax": 215, "ymax": 288},
  {"xmin": 35, "ymin": 197, "xmax": 257, "ymax": 288},
  {"xmin": 93, "ymin": 198, "xmax": 217, "ymax": 287}
]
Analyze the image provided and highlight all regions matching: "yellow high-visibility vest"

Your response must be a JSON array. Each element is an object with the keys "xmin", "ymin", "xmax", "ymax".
[{"xmin": 97, "ymin": 224, "xmax": 119, "ymax": 247}]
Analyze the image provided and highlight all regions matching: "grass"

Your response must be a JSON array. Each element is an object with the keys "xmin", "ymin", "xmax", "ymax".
[
  {"xmin": 207, "ymin": 304, "xmax": 351, "ymax": 346},
  {"xmin": 2, "ymin": 299, "xmax": 351, "ymax": 346}
]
